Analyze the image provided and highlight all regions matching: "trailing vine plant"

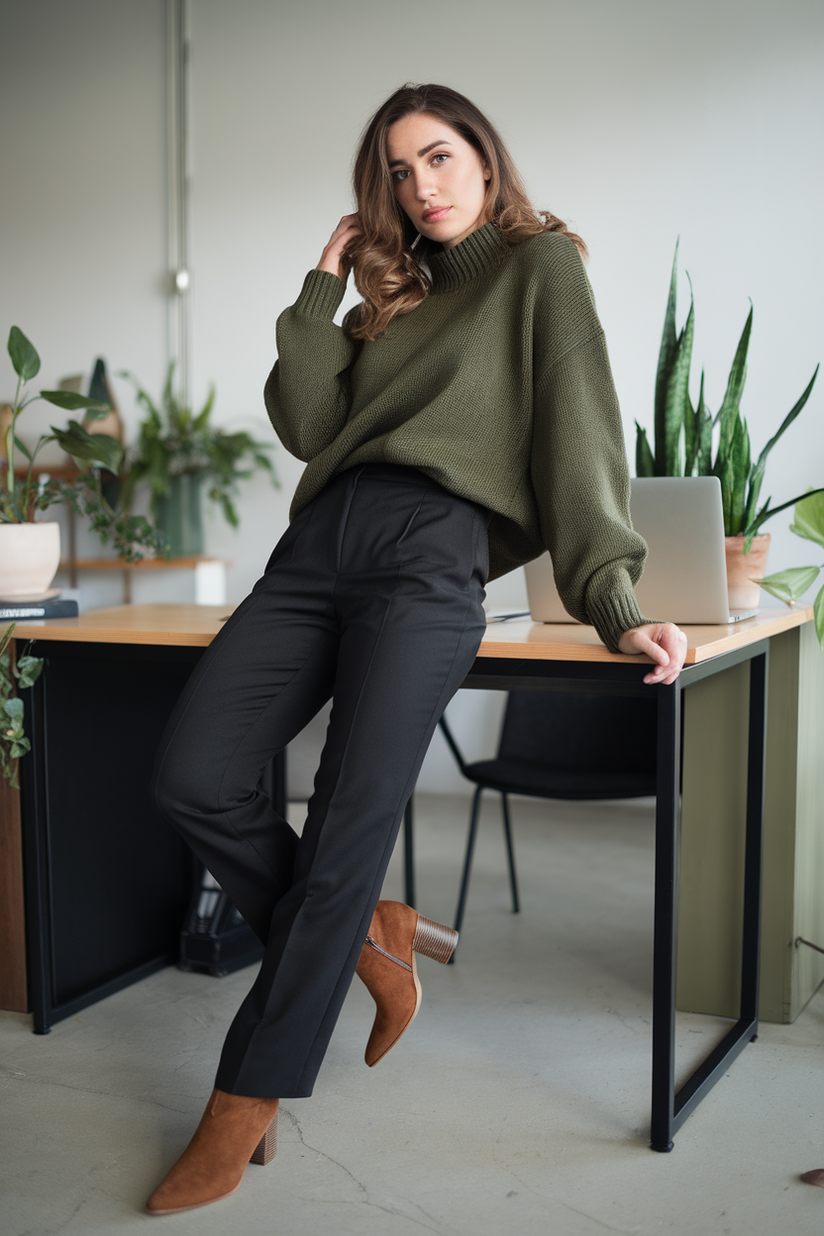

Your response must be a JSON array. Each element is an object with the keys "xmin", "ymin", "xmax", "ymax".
[{"xmin": 0, "ymin": 623, "xmax": 44, "ymax": 786}]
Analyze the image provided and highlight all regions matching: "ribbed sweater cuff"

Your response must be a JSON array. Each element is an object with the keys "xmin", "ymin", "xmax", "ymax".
[
  {"xmin": 586, "ymin": 590, "xmax": 653, "ymax": 655},
  {"xmin": 293, "ymin": 269, "xmax": 347, "ymax": 318}
]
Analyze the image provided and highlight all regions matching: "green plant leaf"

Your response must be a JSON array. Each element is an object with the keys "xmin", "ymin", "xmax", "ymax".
[
  {"xmin": 727, "ymin": 415, "xmax": 751, "ymax": 535},
  {"xmin": 12, "ymin": 436, "xmax": 31, "ymax": 462},
  {"xmin": 758, "ymin": 566, "xmax": 821, "ymax": 605},
  {"xmin": 790, "ymin": 489, "xmax": 824, "ymax": 550},
  {"xmin": 219, "ymin": 492, "xmax": 239, "ymax": 528},
  {"xmin": 814, "ymin": 585, "xmax": 824, "ymax": 649},
  {"xmin": 193, "ymin": 384, "xmax": 216, "ymax": 431},
  {"xmin": 661, "ymin": 287, "xmax": 693, "ymax": 476},
  {"xmin": 696, "ymin": 374, "xmax": 713, "ymax": 476},
  {"xmin": 3, "ymin": 696, "xmax": 24, "ymax": 720},
  {"xmin": 50, "ymin": 422, "xmax": 124, "ymax": 473},
  {"xmin": 715, "ymin": 305, "xmax": 752, "ymax": 466},
  {"xmin": 743, "ymin": 364, "xmax": 819, "ymax": 534},
  {"xmin": 748, "ymin": 486, "xmax": 824, "ymax": 536},
  {"xmin": 40, "ymin": 390, "xmax": 110, "ymax": 413},
  {"xmin": 162, "ymin": 362, "xmax": 177, "ymax": 419},
  {"xmin": 715, "ymin": 447, "xmax": 734, "ymax": 534},
  {"xmin": 684, "ymin": 392, "xmax": 697, "ymax": 477},
  {"xmin": 7, "ymin": 326, "xmax": 40, "ymax": 381},
  {"xmin": 15, "ymin": 654, "xmax": 44, "ymax": 688},
  {"xmin": 654, "ymin": 240, "xmax": 680, "ymax": 471}
]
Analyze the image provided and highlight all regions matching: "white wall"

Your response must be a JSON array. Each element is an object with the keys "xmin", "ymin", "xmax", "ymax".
[{"xmin": 2, "ymin": 0, "xmax": 823, "ymax": 787}]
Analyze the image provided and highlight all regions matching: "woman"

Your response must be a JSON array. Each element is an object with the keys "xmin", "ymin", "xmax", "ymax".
[{"xmin": 147, "ymin": 83, "xmax": 686, "ymax": 1215}]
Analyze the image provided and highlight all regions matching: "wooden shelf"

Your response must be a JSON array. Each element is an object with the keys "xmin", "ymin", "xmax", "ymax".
[
  {"xmin": 13, "ymin": 464, "xmax": 83, "ymax": 479},
  {"xmin": 58, "ymin": 555, "xmax": 230, "ymax": 572}
]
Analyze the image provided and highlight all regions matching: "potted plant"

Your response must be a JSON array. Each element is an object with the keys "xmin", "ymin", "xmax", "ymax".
[
  {"xmin": 1, "ymin": 326, "xmax": 166, "ymax": 599},
  {"xmin": 119, "ymin": 366, "xmax": 278, "ymax": 556},
  {"xmin": 759, "ymin": 491, "xmax": 824, "ymax": 647},
  {"xmin": 635, "ymin": 243, "xmax": 822, "ymax": 607}
]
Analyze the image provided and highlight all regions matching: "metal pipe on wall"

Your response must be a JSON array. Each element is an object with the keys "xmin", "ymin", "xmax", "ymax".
[{"xmin": 166, "ymin": 0, "xmax": 191, "ymax": 409}]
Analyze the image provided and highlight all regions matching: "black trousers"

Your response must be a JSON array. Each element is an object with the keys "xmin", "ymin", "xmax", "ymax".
[{"xmin": 152, "ymin": 465, "xmax": 489, "ymax": 1098}]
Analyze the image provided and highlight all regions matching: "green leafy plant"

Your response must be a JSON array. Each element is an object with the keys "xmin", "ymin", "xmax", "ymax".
[
  {"xmin": 759, "ymin": 491, "xmax": 824, "ymax": 647},
  {"xmin": 119, "ymin": 365, "xmax": 278, "ymax": 529},
  {"xmin": 2, "ymin": 327, "xmax": 166, "ymax": 560},
  {"xmin": 635, "ymin": 243, "xmax": 822, "ymax": 543},
  {"xmin": 0, "ymin": 623, "xmax": 44, "ymax": 785}
]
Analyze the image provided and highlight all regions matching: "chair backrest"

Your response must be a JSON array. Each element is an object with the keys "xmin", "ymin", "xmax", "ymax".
[{"xmin": 497, "ymin": 691, "xmax": 657, "ymax": 777}]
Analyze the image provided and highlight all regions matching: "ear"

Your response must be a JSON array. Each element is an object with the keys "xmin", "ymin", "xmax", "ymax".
[{"xmin": 483, "ymin": 166, "xmax": 491, "ymax": 182}]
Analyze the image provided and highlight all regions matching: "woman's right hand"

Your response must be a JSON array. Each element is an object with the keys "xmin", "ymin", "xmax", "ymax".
[{"xmin": 316, "ymin": 213, "xmax": 361, "ymax": 282}]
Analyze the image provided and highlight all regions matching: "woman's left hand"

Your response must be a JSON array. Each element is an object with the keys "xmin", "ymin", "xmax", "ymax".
[{"xmin": 617, "ymin": 622, "xmax": 688, "ymax": 685}]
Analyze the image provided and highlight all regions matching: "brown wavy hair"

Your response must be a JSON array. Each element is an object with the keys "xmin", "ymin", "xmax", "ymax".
[{"xmin": 344, "ymin": 83, "xmax": 587, "ymax": 341}]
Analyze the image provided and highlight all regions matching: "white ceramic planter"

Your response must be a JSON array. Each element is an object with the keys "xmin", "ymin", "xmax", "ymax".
[{"xmin": 0, "ymin": 521, "xmax": 61, "ymax": 599}]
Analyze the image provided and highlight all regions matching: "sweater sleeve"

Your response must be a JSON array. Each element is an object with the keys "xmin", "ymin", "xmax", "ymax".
[
  {"xmin": 531, "ymin": 330, "xmax": 653, "ymax": 653},
  {"xmin": 264, "ymin": 269, "xmax": 361, "ymax": 461}
]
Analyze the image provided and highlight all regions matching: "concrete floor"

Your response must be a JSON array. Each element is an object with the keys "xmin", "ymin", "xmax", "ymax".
[{"xmin": 3, "ymin": 792, "xmax": 824, "ymax": 1235}]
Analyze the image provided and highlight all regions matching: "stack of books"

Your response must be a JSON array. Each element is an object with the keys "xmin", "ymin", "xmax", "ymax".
[{"xmin": 0, "ymin": 590, "xmax": 79, "ymax": 620}]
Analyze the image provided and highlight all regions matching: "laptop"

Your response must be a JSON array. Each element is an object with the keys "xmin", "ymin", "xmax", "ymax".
[{"xmin": 525, "ymin": 477, "xmax": 758, "ymax": 625}]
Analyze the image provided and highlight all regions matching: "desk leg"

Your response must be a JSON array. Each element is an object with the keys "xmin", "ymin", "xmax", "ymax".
[
  {"xmin": 650, "ymin": 650, "xmax": 768, "ymax": 1151},
  {"xmin": 741, "ymin": 653, "xmax": 768, "ymax": 1025},
  {"xmin": 650, "ymin": 681, "xmax": 681, "ymax": 1151}
]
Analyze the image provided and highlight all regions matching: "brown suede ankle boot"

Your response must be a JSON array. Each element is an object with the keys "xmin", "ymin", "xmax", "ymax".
[
  {"xmin": 146, "ymin": 1089, "xmax": 280, "ymax": 1215},
  {"xmin": 356, "ymin": 901, "xmax": 458, "ymax": 1067}
]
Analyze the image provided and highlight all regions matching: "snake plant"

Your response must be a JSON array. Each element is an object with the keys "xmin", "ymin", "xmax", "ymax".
[{"xmin": 635, "ymin": 242, "xmax": 821, "ymax": 543}]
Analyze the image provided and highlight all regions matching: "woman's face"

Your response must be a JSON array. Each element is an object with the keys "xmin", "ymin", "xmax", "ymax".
[{"xmin": 386, "ymin": 112, "xmax": 491, "ymax": 250}]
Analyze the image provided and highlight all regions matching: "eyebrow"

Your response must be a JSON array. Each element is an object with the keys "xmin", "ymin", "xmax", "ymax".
[{"xmin": 387, "ymin": 139, "xmax": 453, "ymax": 169}]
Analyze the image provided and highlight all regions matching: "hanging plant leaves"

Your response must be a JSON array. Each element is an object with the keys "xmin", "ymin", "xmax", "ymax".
[{"xmin": 3, "ymin": 696, "xmax": 24, "ymax": 721}]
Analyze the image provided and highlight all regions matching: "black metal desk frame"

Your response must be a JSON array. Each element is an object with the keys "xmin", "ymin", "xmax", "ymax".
[
  {"xmin": 19, "ymin": 627, "xmax": 769, "ymax": 1149},
  {"xmin": 404, "ymin": 638, "xmax": 769, "ymax": 1152}
]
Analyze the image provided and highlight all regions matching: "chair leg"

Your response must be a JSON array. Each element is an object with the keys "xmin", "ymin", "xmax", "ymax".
[
  {"xmin": 500, "ymin": 793, "xmax": 520, "ymax": 914},
  {"xmin": 452, "ymin": 785, "xmax": 484, "ymax": 948}
]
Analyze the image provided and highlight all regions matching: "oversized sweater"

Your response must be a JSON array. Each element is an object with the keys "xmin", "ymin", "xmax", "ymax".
[{"xmin": 264, "ymin": 222, "xmax": 650, "ymax": 652}]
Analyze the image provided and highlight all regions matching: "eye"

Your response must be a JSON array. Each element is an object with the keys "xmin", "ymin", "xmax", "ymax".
[
  {"xmin": 391, "ymin": 168, "xmax": 410, "ymax": 181},
  {"xmin": 431, "ymin": 152, "xmax": 449, "ymax": 165}
]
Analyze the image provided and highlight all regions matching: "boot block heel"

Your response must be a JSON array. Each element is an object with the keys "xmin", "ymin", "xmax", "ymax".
[
  {"xmin": 249, "ymin": 1114, "xmax": 278, "ymax": 1166},
  {"xmin": 412, "ymin": 914, "xmax": 458, "ymax": 964}
]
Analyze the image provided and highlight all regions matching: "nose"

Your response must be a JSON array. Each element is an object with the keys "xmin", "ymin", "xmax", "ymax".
[{"xmin": 413, "ymin": 171, "xmax": 437, "ymax": 201}]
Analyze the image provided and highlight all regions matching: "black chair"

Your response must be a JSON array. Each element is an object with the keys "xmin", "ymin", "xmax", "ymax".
[{"xmin": 438, "ymin": 690, "xmax": 657, "ymax": 941}]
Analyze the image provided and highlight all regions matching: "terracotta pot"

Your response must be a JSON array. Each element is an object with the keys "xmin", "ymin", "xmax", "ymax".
[
  {"xmin": 0, "ymin": 521, "xmax": 61, "ymax": 599},
  {"xmin": 725, "ymin": 534, "xmax": 771, "ymax": 610}
]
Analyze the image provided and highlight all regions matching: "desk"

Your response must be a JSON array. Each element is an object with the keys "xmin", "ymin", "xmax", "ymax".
[{"xmin": 2, "ymin": 604, "xmax": 820, "ymax": 1153}]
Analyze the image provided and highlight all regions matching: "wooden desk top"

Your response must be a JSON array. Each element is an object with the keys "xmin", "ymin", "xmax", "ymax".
[{"xmin": 5, "ymin": 603, "xmax": 815, "ymax": 665}]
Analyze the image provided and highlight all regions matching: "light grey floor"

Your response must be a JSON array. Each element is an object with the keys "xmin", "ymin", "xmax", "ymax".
[{"xmin": 3, "ymin": 793, "xmax": 824, "ymax": 1235}]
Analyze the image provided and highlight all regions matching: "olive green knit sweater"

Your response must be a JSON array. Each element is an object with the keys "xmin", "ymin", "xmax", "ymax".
[{"xmin": 264, "ymin": 222, "xmax": 650, "ymax": 652}]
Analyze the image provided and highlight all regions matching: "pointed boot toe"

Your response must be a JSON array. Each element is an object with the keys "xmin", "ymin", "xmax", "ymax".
[
  {"xmin": 146, "ymin": 1090, "xmax": 279, "ymax": 1215},
  {"xmin": 356, "ymin": 900, "xmax": 458, "ymax": 1066}
]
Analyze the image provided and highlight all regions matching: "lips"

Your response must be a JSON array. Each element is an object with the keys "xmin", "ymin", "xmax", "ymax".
[{"xmin": 422, "ymin": 205, "xmax": 451, "ymax": 223}]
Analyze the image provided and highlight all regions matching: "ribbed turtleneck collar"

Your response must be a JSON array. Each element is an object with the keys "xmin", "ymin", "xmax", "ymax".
[{"xmin": 427, "ymin": 222, "xmax": 511, "ymax": 292}]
